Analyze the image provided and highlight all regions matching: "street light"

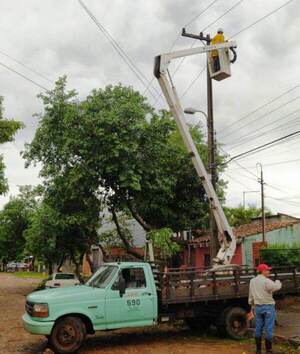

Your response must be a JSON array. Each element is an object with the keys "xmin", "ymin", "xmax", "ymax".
[{"xmin": 184, "ymin": 107, "xmax": 208, "ymax": 120}]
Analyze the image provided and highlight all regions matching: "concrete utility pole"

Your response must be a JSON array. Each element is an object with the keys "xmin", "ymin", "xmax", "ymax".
[
  {"xmin": 206, "ymin": 39, "xmax": 219, "ymax": 263},
  {"xmin": 257, "ymin": 163, "xmax": 266, "ymax": 243},
  {"xmin": 181, "ymin": 29, "xmax": 218, "ymax": 264}
]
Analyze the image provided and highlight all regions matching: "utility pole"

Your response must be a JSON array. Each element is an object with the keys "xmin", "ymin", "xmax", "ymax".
[
  {"xmin": 206, "ymin": 37, "xmax": 219, "ymax": 263},
  {"xmin": 182, "ymin": 29, "xmax": 218, "ymax": 263},
  {"xmin": 257, "ymin": 163, "xmax": 266, "ymax": 243}
]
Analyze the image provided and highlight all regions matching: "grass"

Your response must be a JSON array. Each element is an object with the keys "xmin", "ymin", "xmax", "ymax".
[{"xmin": 7, "ymin": 271, "xmax": 47, "ymax": 279}]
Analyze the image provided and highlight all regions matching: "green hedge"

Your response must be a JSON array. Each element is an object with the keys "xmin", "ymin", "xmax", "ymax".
[{"xmin": 260, "ymin": 243, "xmax": 300, "ymax": 267}]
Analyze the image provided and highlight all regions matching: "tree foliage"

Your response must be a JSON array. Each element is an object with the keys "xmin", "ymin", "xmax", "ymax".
[
  {"xmin": 22, "ymin": 77, "xmax": 227, "ymax": 263},
  {"xmin": 0, "ymin": 96, "xmax": 23, "ymax": 194},
  {"xmin": 224, "ymin": 205, "xmax": 271, "ymax": 226},
  {"xmin": 0, "ymin": 186, "xmax": 38, "ymax": 261},
  {"xmin": 147, "ymin": 228, "xmax": 180, "ymax": 260},
  {"xmin": 260, "ymin": 243, "xmax": 300, "ymax": 267}
]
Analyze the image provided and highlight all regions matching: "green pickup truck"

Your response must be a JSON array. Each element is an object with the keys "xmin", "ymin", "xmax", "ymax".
[{"xmin": 23, "ymin": 262, "xmax": 300, "ymax": 353}]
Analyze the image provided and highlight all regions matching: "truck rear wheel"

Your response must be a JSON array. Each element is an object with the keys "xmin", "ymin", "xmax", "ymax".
[
  {"xmin": 217, "ymin": 306, "xmax": 248, "ymax": 340},
  {"xmin": 50, "ymin": 316, "xmax": 86, "ymax": 354}
]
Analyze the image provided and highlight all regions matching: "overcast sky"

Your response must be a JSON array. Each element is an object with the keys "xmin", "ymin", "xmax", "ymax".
[{"xmin": 1, "ymin": 0, "xmax": 300, "ymax": 217}]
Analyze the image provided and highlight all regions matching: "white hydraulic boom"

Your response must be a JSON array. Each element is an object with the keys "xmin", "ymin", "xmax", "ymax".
[{"xmin": 154, "ymin": 41, "xmax": 237, "ymax": 265}]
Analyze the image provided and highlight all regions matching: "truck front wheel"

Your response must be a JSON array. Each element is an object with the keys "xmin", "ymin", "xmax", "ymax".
[
  {"xmin": 217, "ymin": 306, "xmax": 248, "ymax": 340},
  {"xmin": 50, "ymin": 316, "xmax": 86, "ymax": 354}
]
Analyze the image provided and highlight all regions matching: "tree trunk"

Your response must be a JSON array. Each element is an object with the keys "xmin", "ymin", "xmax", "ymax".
[
  {"xmin": 127, "ymin": 200, "xmax": 151, "ymax": 231},
  {"xmin": 56, "ymin": 254, "xmax": 66, "ymax": 272},
  {"xmin": 47, "ymin": 260, "xmax": 53, "ymax": 275},
  {"xmin": 111, "ymin": 208, "xmax": 143, "ymax": 260},
  {"xmin": 86, "ymin": 248, "xmax": 97, "ymax": 274}
]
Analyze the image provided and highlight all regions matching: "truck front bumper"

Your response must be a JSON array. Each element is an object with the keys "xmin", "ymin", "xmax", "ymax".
[{"xmin": 22, "ymin": 313, "xmax": 54, "ymax": 335}]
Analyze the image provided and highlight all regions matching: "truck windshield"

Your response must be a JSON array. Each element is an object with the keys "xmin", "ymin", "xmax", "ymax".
[{"xmin": 86, "ymin": 265, "xmax": 117, "ymax": 288}]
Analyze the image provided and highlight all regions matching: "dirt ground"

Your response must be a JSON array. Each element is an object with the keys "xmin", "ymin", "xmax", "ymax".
[{"xmin": 0, "ymin": 273, "xmax": 296, "ymax": 354}]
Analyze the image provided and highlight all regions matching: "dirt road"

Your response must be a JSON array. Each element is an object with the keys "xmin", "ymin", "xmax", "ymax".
[{"xmin": 0, "ymin": 273, "xmax": 295, "ymax": 354}]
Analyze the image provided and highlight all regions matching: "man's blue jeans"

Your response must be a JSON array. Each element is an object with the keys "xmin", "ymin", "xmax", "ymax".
[{"xmin": 255, "ymin": 304, "xmax": 276, "ymax": 340}]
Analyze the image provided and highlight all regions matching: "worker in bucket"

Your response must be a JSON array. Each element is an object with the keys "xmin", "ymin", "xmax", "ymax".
[
  {"xmin": 211, "ymin": 28, "xmax": 225, "ymax": 72},
  {"xmin": 248, "ymin": 264, "xmax": 282, "ymax": 354}
]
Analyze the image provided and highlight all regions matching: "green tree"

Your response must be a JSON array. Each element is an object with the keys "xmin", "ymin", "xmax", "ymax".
[
  {"xmin": 224, "ymin": 205, "xmax": 271, "ymax": 226},
  {"xmin": 23, "ymin": 77, "xmax": 227, "ymax": 262},
  {"xmin": 24, "ymin": 202, "xmax": 64, "ymax": 274},
  {"xmin": 0, "ymin": 96, "xmax": 23, "ymax": 194},
  {"xmin": 0, "ymin": 186, "xmax": 38, "ymax": 261}
]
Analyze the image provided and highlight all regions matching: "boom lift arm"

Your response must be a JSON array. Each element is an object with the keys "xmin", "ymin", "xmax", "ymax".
[{"xmin": 153, "ymin": 41, "xmax": 237, "ymax": 265}]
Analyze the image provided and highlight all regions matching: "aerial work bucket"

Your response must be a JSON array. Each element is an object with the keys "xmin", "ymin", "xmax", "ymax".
[{"xmin": 208, "ymin": 48, "xmax": 232, "ymax": 81}]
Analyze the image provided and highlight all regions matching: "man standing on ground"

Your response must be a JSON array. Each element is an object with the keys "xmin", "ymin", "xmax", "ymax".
[{"xmin": 249, "ymin": 264, "xmax": 282, "ymax": 354}]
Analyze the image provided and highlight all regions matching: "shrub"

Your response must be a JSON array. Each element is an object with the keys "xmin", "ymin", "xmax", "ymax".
[{"xmin": 260, "ymin": 243, "xmax": 300, "ymax": 267}]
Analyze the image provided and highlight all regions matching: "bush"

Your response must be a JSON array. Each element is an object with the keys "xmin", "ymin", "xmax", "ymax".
[{"xmin": 260, "ymin": 243, "xmax": 300, "ymax": 267}]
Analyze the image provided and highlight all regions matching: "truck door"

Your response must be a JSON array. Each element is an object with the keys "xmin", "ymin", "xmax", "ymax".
[{"xmin": 105, "ymin": 266, "xmax": 155, "ymax": 329}]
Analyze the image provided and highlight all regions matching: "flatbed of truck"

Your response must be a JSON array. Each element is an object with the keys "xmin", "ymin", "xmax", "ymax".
[{"xmin": 160, "ymin": 265, "xmax": 300, "ymax": 305}]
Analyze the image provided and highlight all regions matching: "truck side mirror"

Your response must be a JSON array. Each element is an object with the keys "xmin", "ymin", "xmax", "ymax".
[{"xmin": 118, "ymin": 276, "xmax": 126, "ymax": 297}]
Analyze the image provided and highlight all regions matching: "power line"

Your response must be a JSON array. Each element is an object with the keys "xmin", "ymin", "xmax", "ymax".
[
  {"xmin": 226, "ymin": 115, "xmax": 300, "ymax": 150},
  {"xmin": 182, "ymin": 0, "xmax": 294, "ymax": 103},
  {"xmin": 149, "ymin": 0, "xmax": 219, "ymax": 102},
  {"xmin": 227, "ymin": 157, "xmax": 300, "ymax": 170},
  {"xmin": 78, "ymin": 0, "xmax": 160, "ymax": 102},
  {"xmin": 0, "ymin": 50, "xmax": 54, "ymax": 84},
  {"xmin": 229, "ymin": 0, "xmax": 295, "ymax": 39},
  {"xmin": 221, "ymin": 94, "xmax": 300, "ymax": 142},
  {"xmin": 173, "ymin": 0, "xmax": 245, "ymax": 78},
  {"xmin": 220, "ymin": 146, "xmax": 259, "ymax": 179},
  {"xmin": 225, "ymin": 108, "xmax": 300, "ymax": 149},
  {"xmin": 223, "ymin": 130, "xmax": 300, "ymax": 165},
  {"xmin": 0, "ymin": 61, "xmax": 48, "ymax": 91},
  {"xmin": 223, "ymin": 172, "xmax": 253, "ymax": 190},
  {"xmin": 265, "ymin": 195, "xmax": 300, "ymax": 208},
  {"xmin": 219, "ymin": 83, "xmax": 300, "ymax": 136},
  {"xmin": 180, "ymin": 65, "xmax": 206, "ymax": 98},
  {"xmin": 184, "ymin": 0, "xmax": 220, "ymax": 28}
]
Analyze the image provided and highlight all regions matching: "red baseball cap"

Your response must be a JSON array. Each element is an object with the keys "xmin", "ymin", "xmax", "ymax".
[{"xmin": 257, "ymin": 263, "xmax": 272, "ymax": 271}]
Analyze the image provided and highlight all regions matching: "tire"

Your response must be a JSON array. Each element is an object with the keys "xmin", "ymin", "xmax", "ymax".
[
  {"xmin": 50, "ymin": 316, "xmax": 86, "ymax": 354},
  {"xmin": 217, "ymin": 306, "xmax": 248, "ymax": 340},
  {"xmin": 185, "ymin": 317, "xmax": 211, "ymax": 332}
]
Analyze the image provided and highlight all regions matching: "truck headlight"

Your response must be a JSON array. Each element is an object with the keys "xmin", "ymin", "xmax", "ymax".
[{"xmin": 32, "ymin": 303, "xmax": 49, "ymax": 318}]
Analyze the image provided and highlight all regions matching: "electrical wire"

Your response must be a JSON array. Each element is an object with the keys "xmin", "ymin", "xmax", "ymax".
[
  {"xmin": 182, "ymin": 0, "xmax": 295, "ymax": 103},
  {"xmin": 222, "ymin": 130, "xmax": 300, "ymax": 165},
  {"xmin": 0, "ymin": 50, "xmax": 54, "ymax": 83},
  {"xmin": 180, "ymin": 65, "xmax": 206, "ymax": 98},
  {"xmin": 223, "ymin": 172, "xmax": 253, "ymax": 190},
  {"xmin": 229, "ymin": 0, "xmax": 295, "ymax": 39},
  {"xmin": 227, "ymin": 157, "xmax": 300, "ymax": 170},
  {"xmin": 219, "ymin": 83, "xmax": 300, "ymax": 137},
  {"xmin": 0, "ymin": 61, "xmax": 48, "ymax": 91},
  {"xmin": 220, "ymin": 146, "xmax": 259, "ymax": 179},
  {"xmin": 221, "ymin": 94, "xmax": 300, "ymax": 142},
  {"xmin": 184, "ymin": 0, "xmax": 220, "ymax": 28},
  {"xmin": 173, "ymin": 0, "xmax": 245, "ymax": 78},
  {"xmin": 225, "ymin": 109, "xmax": 300, "ymax": 149},
  {"xmin": 149, "ymin": 0, "xmax": 219, "ymax": 102},
  {"xmin": 78, "ymin": 0, "xmax": 160, "ymax": 102},
  {"xmin": 226, "ymin": 115, "xmax": 300, "ymax": 149}
]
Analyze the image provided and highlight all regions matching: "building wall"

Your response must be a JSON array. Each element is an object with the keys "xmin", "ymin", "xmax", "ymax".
[
  {"xmin": 182, "ymin": 243, "xmax": 243, "ymax": 268},
  {"xmin": 243, "ymin": 224, "xmax": 300, "ymax": 267}
]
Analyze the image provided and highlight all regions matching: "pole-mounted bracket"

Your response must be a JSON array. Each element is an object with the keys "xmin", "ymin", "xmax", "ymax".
[{"xmin": 182, "ymin": 28, "xmax": 211, "ymax": 43}]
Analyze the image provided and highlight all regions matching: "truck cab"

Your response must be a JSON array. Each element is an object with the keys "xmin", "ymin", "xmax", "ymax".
[{"xmin": 23, "ymin": 262, "xmax": 158, "ymax": 353}]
